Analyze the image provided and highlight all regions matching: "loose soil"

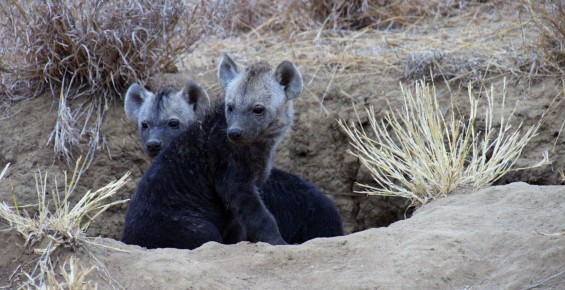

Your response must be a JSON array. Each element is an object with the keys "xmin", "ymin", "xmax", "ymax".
[{"xmin": 1, "ymin": 183, "xmax": 564, "ymax": 288}]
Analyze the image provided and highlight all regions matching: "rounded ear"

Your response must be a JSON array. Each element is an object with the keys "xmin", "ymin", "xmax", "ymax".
[
  {"xmin": 218, "ymin": 54, "xmax": 240, "ymax": 91},
  {"xmin": 124, "ymin": 84, "xmax": 151, "ymax": 122},
  {"xmin": 274, "ymin": 61, "xmax": 303, "ymax": 100},
  {"xmin": 182, "ymin": 80, "xmax": 210, "ymax": 119}
]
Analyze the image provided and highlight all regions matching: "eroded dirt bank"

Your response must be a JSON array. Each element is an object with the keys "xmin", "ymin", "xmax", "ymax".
[{"xmin": 1, "ymin": 182, "xmax": 563, "ymax": 288}]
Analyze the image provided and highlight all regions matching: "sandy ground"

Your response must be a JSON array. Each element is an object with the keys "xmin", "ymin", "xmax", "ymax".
[{"xmin": 1, "ymin": 182, "xmax": 564, "ymax": 288}]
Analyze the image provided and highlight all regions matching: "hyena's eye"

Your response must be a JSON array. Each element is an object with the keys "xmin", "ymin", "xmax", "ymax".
[
  {"xmin": 252, "ymin": 105, "xmax": 265, "ymax": 116},
  {"xmin": 168, "ymin": 119, "xmax": 180, "ymax": 128},
  {"xmin": 141, "ymin": 121, "xmax": 149, "ymax": 130},
  {"xmin": 227, "ymin": 103, "xmax": 234, "ymax": 113}
]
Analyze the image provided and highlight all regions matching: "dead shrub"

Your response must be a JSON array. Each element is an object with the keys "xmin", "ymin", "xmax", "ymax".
[
  {"xmin": 0, "ymin": 0, "xmax": 205, "ymax": 166},
  {"xmin": 309, "ymin": 0, "xmax": 425, "ymax": 30},
  {"xmin": 0, "ymin": 158, "xmax": 130, "ymax": 287},
  {"xmin": 526, "ymin": 0, "xmax": 565, "ymax": 74},
  {"xmin": 339, "ymin": 80, "xmax": 548, "ymax": 209},
  {"xmin": 309, "ymin": 0, "xmax": 506, "ymax": 30},
  {"xmin": 207, "ymin": 0, "xmax": 310, "ymax": 34},
  {"xmin": 210, "ymin": 0, "xmax": 505, "ymax": 34}
]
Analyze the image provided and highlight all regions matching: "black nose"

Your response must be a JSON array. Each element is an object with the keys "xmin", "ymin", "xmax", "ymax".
[
  {"xmin": 228, "ymin": 128, "xmax": 243, "ymax": 140},
  {"xmin": 146, "ymin": 140, "xmax": 162, "ymax": 152}
]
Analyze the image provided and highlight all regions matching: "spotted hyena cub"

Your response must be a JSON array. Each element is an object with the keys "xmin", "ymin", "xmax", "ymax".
[
  {"xmin": 124, "ymin": 80, "xmax": 210, "ymax": 158},
  {"xmin": 124, "ymin": 78, "xmax": 343, "ymax": 246},
  {"xmin": 218, "ymin": 54, "xmax": 303, "ymax": 185},
  {"xmin": 121, "ymin": 57, "xmax": 304, "ymax": 248}
]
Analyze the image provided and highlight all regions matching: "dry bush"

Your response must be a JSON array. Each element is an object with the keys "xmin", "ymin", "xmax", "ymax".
[
  {"xmin": 401, "ymin": 51, "xmax": 493, "ymax": 85},
  {"xmin": 0, "ymin": 157, "xmax": 130, "ymax": 252},
  {"xmin": 400, "ymin": 51, "xmax": 536, "ymax": 87},
  {"xmin": 0, "ymin": 0, "xmax": 203, "ymax": 100},
  {"xmin": 309, "ymin": 0, "xmax": 442, "ymax": 30},
  {"xmin": 311, "ymin": 0, "xmax": 508, "ymax": 30},
  {"xmin": 0, "ymin": 0, "xmax": 205, "ymax": 166},
  {"xmin": 212, "ymin": 0, "xmax": 505, "ymax": 33},
  {"xmin": 0, "ymin": 158, "xmax": 129, "ymax": 287},
  {"xmin": 23, "ymin": 256, "xmax": 96, "ymax": 290},
  {"xmin": 339, "ymin": 80, "xmax": 548, "ymax": 208},
  {"xmin": 207, "ymin": 0, "xmax": 310, "ymax": 34},
  {"xmin": 526, "ymin": 0, "xmax": 565, "ymax": 74}
]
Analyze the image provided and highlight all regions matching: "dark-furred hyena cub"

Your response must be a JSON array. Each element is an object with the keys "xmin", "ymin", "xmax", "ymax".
[
  {"xmin": 123, "ymin": 80, "xmax": 343, "ymax": 245},
  {"xmin": 218, "ymin": 55, "xmax": 344, "ymax": 242},
  {"xmin": 122, "ymin": 59, "xmax": 308, "ymax": 249},
  {"xmin": 124, "ymin": 80, "xmax": 210, "ymax": 158}
]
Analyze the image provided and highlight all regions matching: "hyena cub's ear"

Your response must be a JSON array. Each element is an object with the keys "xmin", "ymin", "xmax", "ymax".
[
  {"xmin": 181, "ymin": 80, "xmax": 211, "ymax": 119},
  {"xmin": 218, "ymin": 54, "xmax": 240, "ymax": 91},
  {"xmin": 274, "ymin": 61, "xmax": 303, "ymax": 101},
  {"xmin": 124, "ymin": 84, "xmax": 152, "ymax": 122}
]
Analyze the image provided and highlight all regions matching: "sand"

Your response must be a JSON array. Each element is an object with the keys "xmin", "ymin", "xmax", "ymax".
[{"xmin": 1, "ymin": 182, "xmax": 563, "ymax": 288}]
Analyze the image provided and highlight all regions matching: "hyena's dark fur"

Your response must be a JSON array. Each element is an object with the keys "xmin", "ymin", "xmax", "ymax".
[
  {"xmin": 217, "ymin": 55, "xmax": 343, "ymax": 243},
  {"xmin": 122, "ymin": 102, "xmax": 285, "ymax": 248},
  {"xmin": 123, "ymin": 78, "xmax": 343, "ymax": 246},
  {"xmin": 122, "ymin": 58, "xmax": 305, "ymax": 248}
]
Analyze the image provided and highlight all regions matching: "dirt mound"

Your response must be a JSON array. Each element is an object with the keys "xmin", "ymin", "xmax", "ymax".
[{"xmin": 1, "ymin": 182, "xmax": 563, "ymax": 288}]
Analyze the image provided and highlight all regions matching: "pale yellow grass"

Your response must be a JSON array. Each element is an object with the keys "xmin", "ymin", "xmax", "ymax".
[
  {"xmin": 339, "ymin": 80, "xmax": 548, "ymax": 208},
  {"xmin": 22, "ymin": 256, "xmax": 97, "ymax": 290},
  {"xmin": 0, "ymin": 157, "xmax": 130, "ymax": 288}
]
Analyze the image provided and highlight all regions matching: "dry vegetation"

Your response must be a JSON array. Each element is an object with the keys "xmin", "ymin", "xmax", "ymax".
[
  {"xmin": 213, "ymin": 0, "xmax": 504, "ymax": 33},
  {"xmin": 22, "ymin": 256, "xmax": 97, "ymax": 290},
  {"xmin": 0, "ymin": 0, "xmax": 205, "ymax": 166},
  {"xmin": 527, "ymin": 0, "xmax": 565, "ymax": 74},
  {"xmin": 0, "ymin": 0, "xmax": 562, "ymax": 169},
  {"xmin": 339, "ymin": 81, "xmax": 549, "ymax": 208},
  {"xmin": 0, "ymin": 159, "xmax": 130, "ymax": 287}
]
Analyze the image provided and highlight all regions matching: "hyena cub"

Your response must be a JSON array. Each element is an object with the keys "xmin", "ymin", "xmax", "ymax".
[
  {"xmin": 124, "ymin": 80, "xmax": 343, "ymax": 246},
  {"xmin": 218, "ymin": 55, "xmax": 301, "ymax": 185},
  {"xmin": 124, "ymin": 80, "xmax": 210, "ymax": 158},
  {"xmin": 213, "ymin": 55, "xmax": 308, "ymax": 244},
  {"xmin": 218, "ymin": 56, "xmax": 343, "ymax": 244},
  {"xmin": 122, "ymin": 58, "xmax": 305, "ymax": 248}
]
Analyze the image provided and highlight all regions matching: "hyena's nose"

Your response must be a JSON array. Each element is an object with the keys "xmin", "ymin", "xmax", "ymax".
[
  {"xmin": 227, "ymin": 127, "xmax": 243, "ymax": 140},
  {"xmin": 146, "ymin": 140, "xmax": 162, "ymax": 152}
]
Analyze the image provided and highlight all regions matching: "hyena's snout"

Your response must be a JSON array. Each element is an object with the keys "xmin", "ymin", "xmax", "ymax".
[
  {"xmin": 227, "ymin": 127, "xmax": 243, "ymax": 142},
  {"xmin": 146, "ymin": 139, "xmax": 162, "ymax": 156}
]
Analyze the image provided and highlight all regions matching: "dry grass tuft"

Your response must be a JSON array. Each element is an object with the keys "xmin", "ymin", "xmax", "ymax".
[
  {"xmin": 339, "ymin": 80, "xmax": 548, "ymax": 208},
  {"xmin": 211, "ymin": 0, "xmax": 504, "ymax": 34},
  {"xmin": 206, "ymin": 0, "xmax": 502, "ymax": 34},
  {"xmin": 0, "ymin": 158, "xmax": 129, "ymax": 287},
  {"xmin": 309, "ymin": 0, "xmax": 468, "ymax": 30},
  {"xmin": 0, "ymin": 0, "xmax": 205, "ymax": 166},
  {"xmin": 0, "ymin": 157, "xmax": 130, "ymax": 251},
  {"xmin": 401, "ymin": 51, "xmax": 510, "ymax": 86},
  {"xmin": 207, "ymin": 0, "xmax": 308, "ymax": 34},
  {"xmin": 0, "ymin": 0, "xmax": 202, "ymax": 100},
  {"xmin": 47, "ymin": 79, "xmax": 82, "ymax": 166},
  {"xmin": 526, "ymin": 0, "xmax": 565, "ymax": 75},
  {"xmin": 22, "ymin": 256, "xmax": 97, "ymax": 290},
  {"xmin": 48, "ymin": 256, "xmax": 97, "ymax": 290}
]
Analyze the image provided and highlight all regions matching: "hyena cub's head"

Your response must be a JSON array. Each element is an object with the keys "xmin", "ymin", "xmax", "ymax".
[
  {"xmin": 218, "ymin": 54, "xmax": 303, "ymax": 146},
  {"xmin": 124, "ymin": 80, "xmax": 210, "ymax": 158}
]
